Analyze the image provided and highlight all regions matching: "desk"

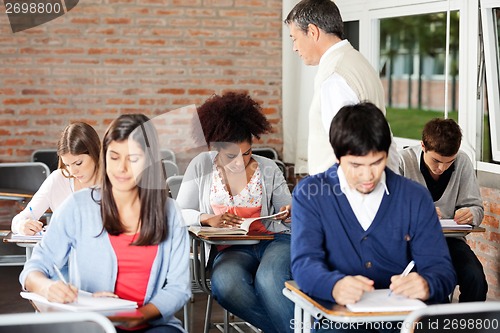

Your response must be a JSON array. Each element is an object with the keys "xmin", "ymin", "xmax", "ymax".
[
  {"xmin": 28, "ymin": 299, "xmax": 143, "ymax": 325},
  {"xmin": 189, "ymin": 231, "xmax": 274, "ymax": 333},
  {"xmin": 283, "ymin": 281, "xmax": 410, "ymax": 333},
  {"xmin": 2, "ymin": 232, "xmax": 39, "ymax": 260},
  {"xmin": 443, "ymin": 226, "xmax": 485, "ymax": 238},
  {"xmin": 0, "ymin": 189, "xmax": 34, "ymax": 201}
]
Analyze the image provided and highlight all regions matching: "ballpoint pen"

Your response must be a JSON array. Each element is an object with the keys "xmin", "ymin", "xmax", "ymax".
[
  {"xmin": 388, "ymin": 260, "xmax": 415, "ymax": 296},
  {"xmin": 53, "ymin": 264, "xmax": 68, "ymax": 285}
]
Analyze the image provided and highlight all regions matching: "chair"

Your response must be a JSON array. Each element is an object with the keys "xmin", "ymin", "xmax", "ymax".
[
  {"xmin": 162, "ymin": 160, "xmax": 180, "ymax": 178},
  {"xmin": 166, "ymin": 175, "xmax": 183, "ymax": 199},
  {"xmin": 0, "ymin": 312, "xmax": 116, "ymax": 333},
  {"xmin": 273, "ymin": 159, "xmax": 288, "ymax": 179},
  {"xmin": 31, "ymin": 149, "xmax": 58, "ymax": 173},
  {"xmin": 252, "ymin": 147, "xmax": 279, "ymax": 160},
  {"xmin": 160, "ymin": 148, "xmax": 176, "ymax": 164},
  {"xmin": 0, "ymin": 162, "xmax": 50, "ymax": 200},
  {"xmin": 0, "ymin": 162, "xmax": 50, "ymax": 265},
  {"xmin": 400, "ymin": 301, "xmax": 500, "ymax": 333}
]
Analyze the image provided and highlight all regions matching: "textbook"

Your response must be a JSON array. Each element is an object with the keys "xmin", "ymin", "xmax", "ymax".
[
  {"xmin": 440, "ymin": 219, "xmax": 472, "ymax": 230},
  {"xmin": 189, "ymin": 210, "xmax": 288, "ymax": 236},
  {"xmin": 346, "ymin": 289, "xmax": 426, "ymax": 312},
  {"xmin": 20, "ymin": 290, "xmax": 138, "ymax": 312}
]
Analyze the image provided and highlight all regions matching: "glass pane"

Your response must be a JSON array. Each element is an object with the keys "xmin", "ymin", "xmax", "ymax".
[
  {"xmin": 381, "ymin": 12, "xmax": 460, "ymax": 140},
  {"xmin": 482, "ymin": 8, "xmax": 500, "ymax": 163}
]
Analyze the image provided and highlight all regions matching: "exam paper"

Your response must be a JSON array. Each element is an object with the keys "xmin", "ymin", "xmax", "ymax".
[{"xmin": 346, "ymin": 289, "xmax": 426, "ymax": 312}]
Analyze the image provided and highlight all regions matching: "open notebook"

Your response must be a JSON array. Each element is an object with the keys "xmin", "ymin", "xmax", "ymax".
[
  {"xmin": 21, "ymin": 290, "xmax": 137, "ymax": 312},
  {"xmin": 189, "ymin": 210, "xmax": 288, "ymax": 236},
  {"xmin": 346, "ymin": 289, "xmax": 426, "ymax": 312},
  {"xmin": 440, "ymin": 219, "xmax": 472, "ymax": 230}
]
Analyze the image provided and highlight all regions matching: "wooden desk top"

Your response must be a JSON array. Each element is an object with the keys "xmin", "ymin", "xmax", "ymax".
[
  {"xmin": 285, "ymin": 280, "xmax": 411, "ymax": 318},
  {"xmin": 0, "ymin": 189, "xmax": 34, "ymax": 200},
  {"xmin": 2, "ymin": 232, "xmax": 40, "ymax": 244},
  {"xmin": 443, "ymin": 226, "xmax": 485, "ymax": 236},
  {"xmin": 192, "ymin": 232, "xmax": 274, "ymax": 241}
]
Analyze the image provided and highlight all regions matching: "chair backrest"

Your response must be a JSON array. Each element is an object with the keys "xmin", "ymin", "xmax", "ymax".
[
  {"xmin": 160, "ymin": 148, "xmax": 176, "ymax": 164},
  {"xmin": 400, "ymin": 301, "xmax": 500, "ymax": 333},
  {"xmin": 273, "ymin": 159, "xmax": 287, "ymax": 179},
  {"xmin": 252, "ymin": 147, "xmax": 279, "ymax": 160},
  {"xmin": 167, "ymin": 175, "xmax": 184, "ymax": 199},
  {"xmin": 0, "ymin": 312, "xmax": 116, "ymax": 333},
  {"xmin": 162, "ymin": 160, "xmax": 180, "ymax": 178},
  {"xmin": 31, "ymin": 149, "xmax": 58, "ymax": 173},
  {"xmin": 0, "ymin": 162, "xmax": 50, "ymax": 197}
]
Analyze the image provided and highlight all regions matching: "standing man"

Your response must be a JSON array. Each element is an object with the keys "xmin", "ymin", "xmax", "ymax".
[
  {"xmin": 291, "ymin": 103, "xmax": 456, "ymax": 333},
  {"xmin": 399, "ymin": 118, "xmax": 488, "ymax": 302},
  {"xmin": 285, "ymin": 0, "xmax": 399, "ymax": 175}
]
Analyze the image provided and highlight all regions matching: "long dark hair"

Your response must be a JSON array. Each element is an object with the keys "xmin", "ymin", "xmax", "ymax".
[{"xmin": 99, "ymin": 114, "xmax": 168, "ymax": 245}]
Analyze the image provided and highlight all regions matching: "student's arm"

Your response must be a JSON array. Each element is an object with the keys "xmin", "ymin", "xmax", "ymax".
[
  {"xmin": 291, "ymin": 178, "xmax": 347, "ymax": 303},
  {"xmin": 453, "ymin": 153, "xmax": 484, "ymax": 226},
  {"xmin": 24, "ymin": 270, "xmax": 78, "ymax": 303},
  {"xmin": 145, "ymin": 200, "xmax": 191, "ymax": 321}
]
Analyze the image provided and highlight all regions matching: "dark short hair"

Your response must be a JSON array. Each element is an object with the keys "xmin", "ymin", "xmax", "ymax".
[
  {"xmin": 57, "ymin": 122, "xmax": 100, "ymax": 179},
  {"xmin": 422, "ymin": 118, "xmax": 462, "ymax": 156},
  {"xmin": 197, "ymin": 91, "xmax": 272, "ymax": 149},
  {"xmin": 329, "ymin": 102, "xmax": 391, "ymax": 159},
  {"xmin": 284, "ymin": 0, "xmax": 344, "ymax": 39}
]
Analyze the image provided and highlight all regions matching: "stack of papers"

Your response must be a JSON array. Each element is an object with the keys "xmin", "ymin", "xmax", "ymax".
[
  {"xmin": 21, "ymin": 290, "xmax": 137, "ymax": 312},
  {"xmin": 11, "ymin": 233, "xmax": 43, "ymax": 241},
  {"xmin": 346, "ymin": 289, "xmax": 426, "ymax": 312},
  {"xmin": 440, "ymin": 219, "xmax": 472, "ymax": 230}
]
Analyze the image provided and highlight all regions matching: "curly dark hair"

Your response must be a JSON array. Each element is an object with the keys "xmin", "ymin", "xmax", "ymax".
[{"xmin": 197, "ymin": 92, "xmax": 272, "ymax": 148}]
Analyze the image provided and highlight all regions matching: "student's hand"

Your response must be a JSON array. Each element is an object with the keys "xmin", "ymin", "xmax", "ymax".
[
  {"xmin": 19, "ymin": 218, "xmax": 43, "ymax": 236},
  {"xmin": 277, "ymin": 205, "xmax": 291, "ymax": 221},
  {"xmin": 454, "ymin": 207, "xmax": 472, "ymax": 225},
  {"xmin": 435, "ymin": 207, "xmax": 442, "ymax": 219},
  {"xmin": 332, "ymin": 275, "xmax": 374, "ymax": 305},
  {"xmin": 201, "ymin": 213, "xmax": 243, "ymax": 228},
  {"xmin": 389, "ymin": 272, "xmax": 429, "ymax": 300},
  {"xmin": 43, "ymin": 280, "xmax": 78, "ymax": 304},
  {"xmin": 92, "ymin": 291, "xmax": 119, "ymax": 298}
]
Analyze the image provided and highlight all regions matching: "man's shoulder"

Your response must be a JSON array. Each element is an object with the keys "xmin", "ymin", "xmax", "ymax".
[{"xmin": 294, "ymin": 166, "xmax": 339, "ymax": 194}]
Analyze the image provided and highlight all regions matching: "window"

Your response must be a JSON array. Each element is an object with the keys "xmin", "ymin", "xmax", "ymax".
[{"xmin": 380, "ymin": 12, "xmax": 459, "ymax": 141}]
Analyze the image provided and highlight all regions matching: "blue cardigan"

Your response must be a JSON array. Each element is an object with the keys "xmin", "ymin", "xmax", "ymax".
[{"xmin": 291, "ymin": 164, "xmax": 456, "ymax": 304}]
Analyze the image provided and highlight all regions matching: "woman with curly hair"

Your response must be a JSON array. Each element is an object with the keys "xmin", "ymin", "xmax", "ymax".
[{"xmin": 177, "ymin": 92, "xmax": 293, "ymax": 333}]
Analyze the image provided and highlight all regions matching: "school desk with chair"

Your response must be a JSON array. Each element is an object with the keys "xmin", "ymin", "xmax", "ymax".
[{"xmin": 189, "ymin": 230, "xmax": 273, "ymax": 333}]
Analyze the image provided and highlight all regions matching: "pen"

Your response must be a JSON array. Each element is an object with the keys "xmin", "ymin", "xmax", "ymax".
[
  {"xmin": 53, "ymin": 264, "xmax": 68, "ymax": 285},
  {"xmin": 388, "ymin": 260, "xmax": 415, "ymax": 296}
]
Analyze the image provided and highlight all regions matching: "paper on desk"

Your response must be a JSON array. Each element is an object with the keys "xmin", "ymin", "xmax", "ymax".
[
  {"xmin": 440, "ymin": 219, "xmax": 472, "ymax": 229},
  {"xmin": 20, "ymin": 290, "xmax": 137, "ymax": 312},
  {"xmin": 346, "ymin": 289, "xmax": 426, "ymax": 312}
]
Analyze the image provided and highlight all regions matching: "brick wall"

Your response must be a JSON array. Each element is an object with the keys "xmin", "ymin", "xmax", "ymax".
[
  {"xmin": 470, "ymin": 187, "xmax": 500, "ymax": 300},
  {"xmin": 0, "ymin": 0, "xmax": 284, "ymax": 171}
]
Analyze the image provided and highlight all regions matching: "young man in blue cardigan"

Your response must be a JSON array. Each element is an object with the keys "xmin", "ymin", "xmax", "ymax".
[{"xmin": 291, "ymin": 102, "xmax": 456, "ymax": 333}]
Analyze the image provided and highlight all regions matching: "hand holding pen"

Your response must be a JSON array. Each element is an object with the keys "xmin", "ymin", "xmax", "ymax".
[
  {"xmin": 389, "ymin": 260, "xmax": 430, "ymax": 300},
  {"xmin": 20, "ymin": 207, "xmax": 44, "ymax": 236},
  {"xmin": 50, "ymin": 264, "xmax": 78, "ymax": 304}
]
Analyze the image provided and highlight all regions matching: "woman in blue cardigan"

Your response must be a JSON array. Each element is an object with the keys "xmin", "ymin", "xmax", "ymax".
[{"xmin": 20, "ymin": 114, "xmax": 191, "ymax": 333}]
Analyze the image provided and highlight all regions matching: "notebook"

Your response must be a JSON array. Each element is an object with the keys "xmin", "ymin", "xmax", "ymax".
[
  {"xmin": 189, "ymin": 210, "xmax": 288, "ymax": 236},
  {"xmin": 346, "ymin": 289, "xmax": 427, "ymax": 312},
  {"xmin": 20, "ymin": 290, "xmax": 137, "ymax": 312},
  {"xmin": 440, "ymin": 219, "xmax": 472, "ymax": 230}
]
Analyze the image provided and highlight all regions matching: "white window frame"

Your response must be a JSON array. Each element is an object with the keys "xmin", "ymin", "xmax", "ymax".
[{"xmin": 479, "ymin": 0, "xmax": 500, "ymax": 168}]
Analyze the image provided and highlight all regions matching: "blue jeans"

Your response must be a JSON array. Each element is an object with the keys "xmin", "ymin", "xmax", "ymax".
[{"xmin": 210, "ymin": 233, "xmax": 293, "ymax": 333}]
